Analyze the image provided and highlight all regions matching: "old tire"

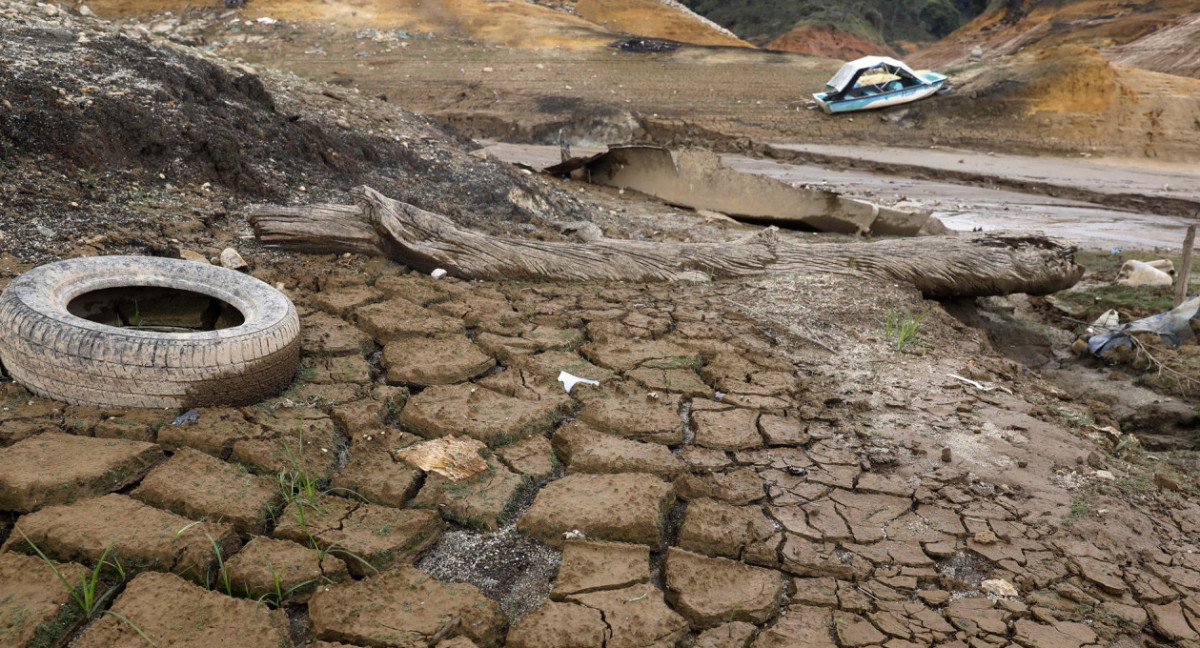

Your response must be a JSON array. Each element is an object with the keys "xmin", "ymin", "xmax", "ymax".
[{"xmin": 0, "ymin": 255, "xmax": 299, "ymax": 408}]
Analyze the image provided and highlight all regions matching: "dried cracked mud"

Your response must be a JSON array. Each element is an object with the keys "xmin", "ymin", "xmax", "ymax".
[{"xmin": 1, "ymin": 255, "xmax": 1199, "ymax": 648}]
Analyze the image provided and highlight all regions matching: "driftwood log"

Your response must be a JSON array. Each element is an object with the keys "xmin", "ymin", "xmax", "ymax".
[{"xmin": 249, "ymin": 186, "xmax": 1083, "ymax": 298}]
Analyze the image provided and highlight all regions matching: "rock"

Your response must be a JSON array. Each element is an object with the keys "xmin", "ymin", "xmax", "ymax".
[
  {"xmin": 0, "ymin": 432, "xmax": 163, "ymax": 512},
  {"xmin": 273, "ymin": 495, "xmax": 442, "ymax": 577},
  {"xmin": 677, "ymin": 498, "xmax": 780, "ymax": 565},
  {"xmin": 0, "ymin": 552, "xmax": 89, "ymax": 648},
  {"xmin": 220, "ymin": 247, "xmax": 249, "ymax": 271},
  {"xmin": 131, "ymin": 447, "xmax": 282, "ymax": 534},
  {"xmin": 751, "ymin": 605, "xmax": 835, "ymax": 648},
  {"xmin": 664, "ymin": 547, "xmax": 784, "ymax": 628},
  {"xmin": 552, "ymin": 539, "xmax": 650, "ymax": 599},
  {"xmin": 506, "ymin": 600, "xmax": 606, "ymax": 648},
  {"xmin": 73, "ymin": 572, "xmax": 291, "ymax": 648},
  {"xmin": 180, "ymin": 249, "xmax": 209, "ymax": 263},
  {"xmin": 497, "ymin": 435, "xmax": 557, "ymax": 479},
  {"xmin": 981, "ymin": 578, "xmax": 1018, "ymax": 598},
  {"xmin": 552, "ymin": 421, "xmax": 684, "ymax": 478},
  {"xmin": 411, "ymin": 459, "xmax": 527, "ymax": 531},
  {"xmin": 941, "ymin": 447, "xmax": 952, "ymax": 462},
  {"xmin": 1074, "ymin": 556, "xmax": 1128, "ymax": 594},
  {"xmin": 403, "ymin": 383, "xmax": 567, "ymax": 447},
  {"xmin": 517, "ymin": 473, "xmax": 675, "ymax": 548},
  {"xmin": 225, "ymin": 536, "xmax": 350, "ymax": 603},
  {"xmin": 973, "ymin": 530, "xmax": 998, "ymax": 545},
  {"xmin": 564, "ymin": 584, "xmax": 689, "ymax": 648},
  {"xmin": 1012, "ymin": 619, "xmax": 1098, "ymax": 648},
  {"xmin": 833, "ymin": 611, "xmax": 886, "ymax": 647},
  {"xmin": 383, "ymin": 334, "xmax": 495, "ymax": 385},
  {"xmin": 309, "ymin": 565, "xmax": 506, "ymax": 647},
  {"xmin": 692, "ymin": 407, "xmax": 762, "ymax": 451},
  {"xmin": 1146, "ymin": 601, "xmax": 1200, "ymax": 642},
  {"xmin": 2, "ymin": 494, "xmax": 238, "ymax": 583}
]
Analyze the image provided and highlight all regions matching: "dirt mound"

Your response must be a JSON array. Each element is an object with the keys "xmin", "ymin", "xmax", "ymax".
[
  {"xmin": 767, "ymin": 23, "xmax": 897, "ymax": 59},
  {"xmin": 572, "ymin": 0, "xmax": 747, "ymax": 47},
  {"xmin": 1022, "ymin": 44, "xmax": 1122, "ymax": 113},
  {"xmin": 910, "ymin": 0, "xmax": 1200, "ymax": 76},
  {"xmin": 1104, "ymin": 14, "xmax": 1200, "ymax": 79}
]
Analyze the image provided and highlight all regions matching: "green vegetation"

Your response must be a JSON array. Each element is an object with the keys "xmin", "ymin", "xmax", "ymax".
[
  {"xmin": 884, "ymin": 307, "xmax": 927, "ymax": 352},
  {"xmin": 682, "ymin": 0, "xmax": 989, "ymax": 46}
]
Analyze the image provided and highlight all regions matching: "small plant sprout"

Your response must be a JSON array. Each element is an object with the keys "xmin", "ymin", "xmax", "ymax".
[{"xmin": 884, "ymin": 307, "xmax": 928, "ymax": 352}]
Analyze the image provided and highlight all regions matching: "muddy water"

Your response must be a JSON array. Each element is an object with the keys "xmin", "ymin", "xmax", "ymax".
[{"xmin": 482, "ymin": 142, "xmax": 1198, "ymax": 250}]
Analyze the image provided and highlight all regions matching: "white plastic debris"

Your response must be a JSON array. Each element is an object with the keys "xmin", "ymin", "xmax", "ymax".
[
  {"xmin": 558, "ymin": 371, "xmax": 599, "ymax": 394},
  {"xmin": 981, "ymin": 579, "xmax": 1018, "ymax": 598},
  {"xmin": 430, "ymin": 268, "xmax": 447, "ymax": 279},
  {"xmin": 256, "ymin": 16, "xmax": 277, "ymax": 24},
  {"xmin": 1088, "ymin": 309, "xmax": 1119, "ymax": 333},
  {"xmin": 562, "ymin": 530, "xmax": 585, "ymax": 540}
]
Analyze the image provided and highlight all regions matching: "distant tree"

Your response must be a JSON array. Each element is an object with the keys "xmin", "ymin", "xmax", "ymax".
[{"xmin": 919, "ymin": 0, "xmax": 960, "ymax": 37}]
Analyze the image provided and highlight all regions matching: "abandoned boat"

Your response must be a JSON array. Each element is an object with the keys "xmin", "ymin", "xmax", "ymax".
[{"xmin": 813, "ymin": 56, "xmax": 947, "ymax": 114}]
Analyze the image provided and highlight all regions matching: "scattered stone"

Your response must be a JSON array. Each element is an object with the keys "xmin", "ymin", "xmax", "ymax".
[
  {"xmin": 411, "ymin": 459, "xmax": 527, "ymax": 530},
  {"xmin": 0, "ymin": 552, "xmax": 88, "ymax": 648},
  {"xmin": 0, "ymin": 432, "xmax": 162, "ymax": 512},
  {"xmin": 220, "ymin": 247, "xmax": 249, "ymax": 271},
  {"xmin": 273, "ymin": 496, "xmax": 442, "ymax": 577},
  {"xmin": 552, "ymin": 421, "xmax": 683, "ymax": 478},
  {"xmin": 506, "ymin": 600, "xmax": 606, "ymax": 648},
  {"xmin": 309, "ymin": 565, "xmax": 506, "ymax": 647},
  {"xmin": 552, "ymin": 539, "xmax": 650, "ymax": 599},
  {"xmin": 225, "ymin": 536, "xmax": 350, "ymax": 603},
  {"xmin": 565, "ymin": 584, "xmax": 689, "ymax": 648},
  {"xmin": 396, "ymin": 435, "xmax": 489, "ymax": 481},
  {"xmin": 384, "ymin": 334, "xmax": 495, "ymax": 385},
  {"xmin": 518, "ymin": 473, "xmax": 675, "ymax": 548},
  {"xmin": 664, "ymin": 547, "xmax": 784, "ymax": 628},
  {"xmin": 131, "ymin": 447, "xmax": 282, "ymax": 534},
  {"xmin": 3, "ymin": 494, "xmax": 238, "ymax": 583},
  {"xmin": 981, "ymin": 578, "xmax": 1018, "ymax": 598},
  {"xmin": 941, "ymin": 447, "xmax": 952, "ymax": 463},
  {"xmin": 74, "ymin": 571, "xmax": 291, "ymax": 648},
  {"xmin": 974, "ymin": 530, "xmax": 998, "ymax": 545},
  {"xmin": 403, "ymin": 383, "xmax": 567, "ymax": 447}
]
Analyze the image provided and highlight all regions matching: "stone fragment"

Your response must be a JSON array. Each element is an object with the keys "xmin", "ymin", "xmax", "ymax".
[
  {"xmin": 751, "ymin": 605, "xmax": 835, "ymax": 648},
  {"xmin": 384, "ymin": 334, "xmax": 495, "ymax": 385},
  {"xmin": 552, "ymin": 539, "xmax": 650, "ymax": 600},
  {"xmin": 309, "ymin": 565, "xmax": 506, "ymax": 647},
  {"xmin": 131, "ymin": 447, "xmax": 281, "ymax": 534},
  {"xmin": 980, "ymin": 579, "xmax": 1018, "ymax": 598},
  {"xmin": 566, "ymin": 584, "xmax": 689, "ymax": 648},
  {"xmin": 833, "ymin": 611, "xmax": 887, "ymax": 647},
  {"xmin": 677, "ymin": 498, "xmax": 780, "ymax": 565},
  {"xmin": 403, "ymin": 383, "xmax": 567, "ymax": 447},
  {"xmin": 664, "ymin": 547, "xmax": 783, "ymax": 628},
  {"xmin": 0, "ymin": 552, "xmax": 88, "ymax": 648},
  {"xmin": 577, "ymin": 392, "xmax": 685, "ymax": 445},
  {"xmin": 273, "ymin": 496, "xmax": 442, "ymax": 577},
  {"xmin": 553, "ymin": 421, "xmax": 683, "ymax": 478},
  {"xmin": 1146, "ymin": 601, "xmax": 1200, "ymax": 642},
  {"xmin": 695, "ymin": 621, "xmax": 759, "ymax": 648},
  {"xmin": 518, "ymin": 473, "xmax": 674, "ymax": 548},
  {"xmin": 506, "ymin": 600, "xmax": 606, "ymax": 648},
  {"xmin": 220, "ymin": 247, "xmax": 249, "ymax": 271},
  {"xmin": 945, "ymin": 598, "xmax": 1009, "ymax": 636},
  {"xmin": 2, "ymin": 494, "xmax": 238, "ymax": 583},
  {"xmin": 333, "ymin": 442, "xmax": 421, "ymax": 506},
  {"xmin": 497, "ymin": 435, "xmax": 557, "ymax": 479},
  {"xmin": 692, "ymin": 408, "xmax": 762, "ymax": 451},
  {"xmin": 411, "ymin": 460, "xmax": 527, "ymax": 530},
  {"xmin": 0, "ymin": 432, "xmax": 162, "ymax": 512},
  {"xmin": 354, "ymin": 299, "xmax": 462, "ymax": 341},
  {"xmin": 1012, "ymin": 619, "xmax": 1098, "ymax": 648},
  {"xmin": 676, "ymin": 468, "xmax": 765, "ymax": 505},
  {"xmin": 225, "ymin": 536, "xmax": 350, "ymax": 603},
  {"xmin": 73, "ymin": 572, "xmax": 291, "ymax": 648}
]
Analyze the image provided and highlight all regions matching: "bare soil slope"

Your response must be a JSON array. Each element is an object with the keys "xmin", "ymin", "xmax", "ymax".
[{"xmin": 766, "ymin": 23, "xmax": 897, "ymax": 59}]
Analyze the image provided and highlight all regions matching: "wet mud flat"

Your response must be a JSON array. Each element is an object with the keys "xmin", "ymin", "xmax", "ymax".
[{"xmin": 1, "ymin": 252, "xmax": 1199, "ymax": 648}]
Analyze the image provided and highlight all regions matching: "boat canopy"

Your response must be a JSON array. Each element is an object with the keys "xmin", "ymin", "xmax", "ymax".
[{"xmin": 825, "ymin": 56, "xmax": 922, "ymax": 94}]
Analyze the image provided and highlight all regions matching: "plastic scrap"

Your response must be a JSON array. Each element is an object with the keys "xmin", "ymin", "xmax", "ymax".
[
  {"xmin": 558, "ymin": 371, "xmax": 600, "ymax": 394},
  {"xmin": 1084, "ymin": 296, "xmax": 1200, "ymax": 357},
  {"xmin": 172, "ymin": 409, "xmax": 200, "ymax": 426},
  {"xmin": 431, "ymin": 268, "xmax": 447, "ymax": 279}
]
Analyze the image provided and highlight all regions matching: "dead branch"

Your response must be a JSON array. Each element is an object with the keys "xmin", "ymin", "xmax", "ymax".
[{"xmin": 248, "ymin": 185, "xmax": 1084, "ymax": 298}]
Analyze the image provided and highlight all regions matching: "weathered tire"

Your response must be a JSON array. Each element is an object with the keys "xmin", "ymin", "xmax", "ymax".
[{"xmin": 0, "ymin": 255, "xmax": 300, "ymax": 408}]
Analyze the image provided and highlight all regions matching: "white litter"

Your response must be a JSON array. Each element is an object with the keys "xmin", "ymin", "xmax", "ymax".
[
  {"xmin": 256, "ymin": 16, "xmax": 277, "ymax": 24},
  {"xmin": 558, "ymin": 371, "xmax": 599, "ymax": 394},
  {"xmin": 431, "ymin": 268, "xmax": 447, "ymax": 279}
]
